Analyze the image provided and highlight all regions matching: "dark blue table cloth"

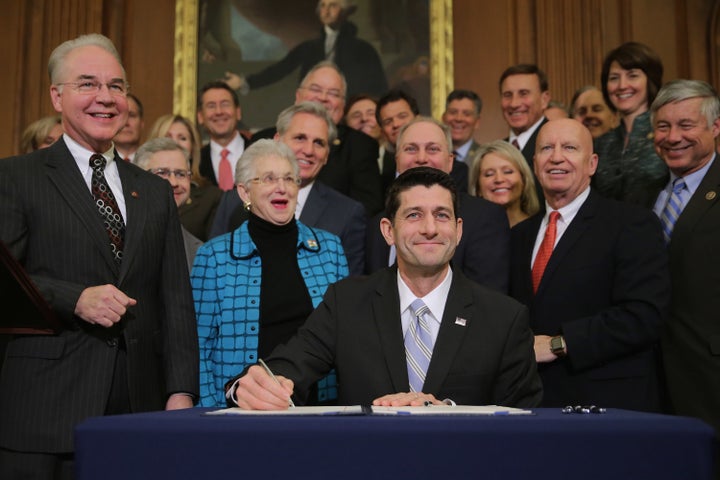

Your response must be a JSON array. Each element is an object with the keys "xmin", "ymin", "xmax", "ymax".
[{"xmin": 75, "ymin": 407, "xmax": 716, "ymax": 479}]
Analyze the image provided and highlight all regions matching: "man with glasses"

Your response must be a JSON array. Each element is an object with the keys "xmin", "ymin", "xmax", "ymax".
[
  {"xmin": 135, "ymin": 138, "xmax": 203, "ymax": 271},
  {"xmin": 252, "ymin": 61, "xmax": 383, "ymax": 215},
  {"xmin": 0, "ymin": 34, "xmax": 198, "ymax": 479},
  {"xmin": 197, "ymin": 80, "xmax": 249, "ymax": 191}
]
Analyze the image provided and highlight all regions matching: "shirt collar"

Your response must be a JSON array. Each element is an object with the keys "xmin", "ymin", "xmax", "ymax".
[
  {"xmin": 670, "ymin": 154, "xmax": 715, "ymax": 196},
  {"xmin": 397, "ymin": 266, "xmax": 453, "ymax": 326},
  {"xmin": 210, "ymin": 131, "xmax": 243, "ymax": 158},
  {"xmin": 509, "ymin": 116, "xmax": 546, "ymax": 150},
  {"xmin": 454, "ymin": 139, "xmax": 474, "ymax": 162},
  {"xmin": 64, "ymin": 133, "xmax": 116, "ymax": 173},
  {"xmin": 543, "ymin": 185, "xmax": 590, "ymax": 226}
]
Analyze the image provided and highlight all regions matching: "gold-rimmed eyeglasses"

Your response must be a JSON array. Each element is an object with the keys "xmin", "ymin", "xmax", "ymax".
[
  {"xmin": 56, "ymin": 79, "xmax": 129, "ymax": 97},
  {"xmin": 250, "ymin": 174, "xmax": 301, "ymax": 186}
]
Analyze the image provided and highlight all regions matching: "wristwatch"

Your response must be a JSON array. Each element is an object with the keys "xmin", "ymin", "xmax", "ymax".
[{"xmin": 550, "ymin": 335, "xmax": 567, "ymax": 357}]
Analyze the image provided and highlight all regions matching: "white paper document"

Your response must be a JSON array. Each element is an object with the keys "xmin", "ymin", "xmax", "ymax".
[{"xmin": 205, "ymin": 405, "xmax": 532, "ymax": 416}]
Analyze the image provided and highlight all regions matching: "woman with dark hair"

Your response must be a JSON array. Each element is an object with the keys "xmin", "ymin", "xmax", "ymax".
[{"xmin": 593, "ymin": 42, "xmax": 668, "ymax": 208}]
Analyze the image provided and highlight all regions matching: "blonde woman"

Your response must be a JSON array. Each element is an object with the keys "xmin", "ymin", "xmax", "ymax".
[{"xmin": 470, "ymin": 140, "xmax": 540, "ymax": 227}]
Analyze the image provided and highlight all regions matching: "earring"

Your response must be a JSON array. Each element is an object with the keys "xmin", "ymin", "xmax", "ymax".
[{"xmin": 243, "ymin": 201, "xmax": 251, "ymax": 211}]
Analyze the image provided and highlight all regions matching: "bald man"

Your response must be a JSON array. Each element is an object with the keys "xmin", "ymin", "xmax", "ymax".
[{"xmin": 509, "ymin": 119, "xmax": 670, "ymax": 412}]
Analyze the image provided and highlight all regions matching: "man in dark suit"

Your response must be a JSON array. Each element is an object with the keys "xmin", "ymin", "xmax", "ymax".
[
  {"xmin": 366, "ymin": 117, "xmax": 510, "ymax": 293},
  {"xmin": 227, "ymin": 167, "xmax": 541, "ymax": 409},
  {"xmin": 252, "ymin": 61, "xmax": 383, "ymax": 215},
  {"xmin": 0, "ymin": 34, "xmax": 198, "ymax": 478},
  {"xmin": 377, "ymin": 89, "xmax": 468, "ymax": 196},
  {"xmin": 197, "ymin": 81, "xmax": 249, "ymax": 191},
  {"xmin": 509, "ymin": 118, "xmax": 669, "ymax": 412},
  {"xmin": 499, "ymin": 64, "xmax": 551, "ymax": 204},
  {"xmin": 442, "ymin": 89, "xmax": 483, "ymax": 164},
  {"xmin": 209, "ymin": 101, "xmax": 367, "ymax": 275},
  {"xmin": 649, "ymin": 80, "xmax": 720, "ymax": 435}
]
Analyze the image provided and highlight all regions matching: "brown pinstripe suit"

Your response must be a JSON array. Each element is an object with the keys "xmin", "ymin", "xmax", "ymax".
[{"xmin": 0, "ymin": 138, "xmax": 199, "ymax": 453}]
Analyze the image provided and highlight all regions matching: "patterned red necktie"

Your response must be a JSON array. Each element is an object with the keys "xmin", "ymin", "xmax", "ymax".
[
  {"xmin": 90, "ymin": 154, "xmax": 125, "ymax": 263},
  {"xmin": 218, "ymin": 148, "xmax": 234, "ymax": 191},
  {"xmin": 531, "ymin": 211, "xmax": 560, "ymax": 293}
]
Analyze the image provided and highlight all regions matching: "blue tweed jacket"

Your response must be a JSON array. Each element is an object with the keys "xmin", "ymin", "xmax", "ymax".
[{"xmin": 191, "ymin": 220, "xmax": 349, "ymax": 407}]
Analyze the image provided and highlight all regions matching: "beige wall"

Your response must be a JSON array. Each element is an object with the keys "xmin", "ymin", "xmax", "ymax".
[{"xmin": 0, "ymin": 0, "xmax": 718, "ymax": 157}]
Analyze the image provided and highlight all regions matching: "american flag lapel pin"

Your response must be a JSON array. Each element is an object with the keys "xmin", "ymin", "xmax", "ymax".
[{"xmin": 455, "ymin": 317, "xmax": 467, "ymax": 327}]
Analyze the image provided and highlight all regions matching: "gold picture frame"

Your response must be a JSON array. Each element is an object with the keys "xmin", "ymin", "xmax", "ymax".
[{"xmin": 173, "ymin": 0, "xmax": 453, "ymax": 123}]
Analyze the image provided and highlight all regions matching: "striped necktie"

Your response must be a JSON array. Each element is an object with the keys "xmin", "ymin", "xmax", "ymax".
[
  {"xmin": 660, "ymin": 178, "xmax": 687, "ymax": 244},
  {"xmin": 405, "ymin": 299, "xmax": 434, "ymax": 393}
]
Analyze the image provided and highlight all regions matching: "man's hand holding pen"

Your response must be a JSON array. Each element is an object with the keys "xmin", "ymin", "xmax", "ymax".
[{"xmin": 234, "ymin": 364, "xmax": 295, "ymax": 411}]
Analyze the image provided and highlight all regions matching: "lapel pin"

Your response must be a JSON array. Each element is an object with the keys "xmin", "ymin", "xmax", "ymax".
[
  {"xmin": 131, "ymin": 191, "xmax": 139, "ymax": 198},
  {"xmin": 706, "ymin": 191, "xmax": 716, "ymax": 201},
  {"xmin": 454, "ymin": 317, "xmax": 467, "ymax": 327},
  {"xmin": 307, "ymin": 239, "xmax": 318, "ymax": 248},
  {"xmin": 333, "ymin": 138, "xmax": 341, "ymax": 146}
]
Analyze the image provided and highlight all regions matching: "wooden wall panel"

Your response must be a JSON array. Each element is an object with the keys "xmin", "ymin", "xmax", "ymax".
[{"xmin": 0, "ymin": 0, "xmax": 716, "ymax": 156}]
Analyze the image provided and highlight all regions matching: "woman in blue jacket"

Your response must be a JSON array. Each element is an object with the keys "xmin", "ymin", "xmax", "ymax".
[{"xmin": 192, "ymin": 140, "xmax": 348, "ymax": 407}]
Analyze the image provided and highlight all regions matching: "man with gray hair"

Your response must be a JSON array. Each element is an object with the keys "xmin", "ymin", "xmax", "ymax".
[
  {"xmin": 210, "ymin": 101, "xmax": 367, "ymax": 275},
  {"xmin": 650, "ymin": 79, "xmax": 720, "ymax": 436},
  {"xmin": 0, "ymin": 34, "xmax": 198, "ymax": 478},
  {"xmin": 135, "ymin": 138, "xmax": 203, "ymax": 270}
]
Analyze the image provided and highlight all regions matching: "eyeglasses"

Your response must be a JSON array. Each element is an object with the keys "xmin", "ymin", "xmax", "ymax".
[
  {"xmin": 56, "ymin": 79, "xmax": 129, "ymax": 97},
  {"xmin": 250, "ymin": 174, "xmax": 301, "ymax": 186},
  {"xmin": 299, "ymin": 84, "xmax": 344, "ymax": 100},
  {"xmin": 150, "ymin": 168, "xmax": 192, "ymax": 180}
]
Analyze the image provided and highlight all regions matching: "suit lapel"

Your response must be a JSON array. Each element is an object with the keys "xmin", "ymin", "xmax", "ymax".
[
  {"xmin": 371, "ymin": 268, "xmax": 408, "ymax": 392},
  {"xmin": 423, "ymin": 272, "xmax": 474, "ymax": 394},
  {"xmin": 536, "ymin": 190, "xmax": 598, "ymax": 295},
  {"xmin": 299, "ymin": 183, "xmax": 325, "ymax": 226},
  {"xmin": 45, "ymin": 140, "xmax": 119, "ymax": 274},
  {"xmin": 673, "ymin": 158, "xmax": 720, "ymax": 243},
  {"xmin": 517, "ymin": 214, "xmax": 543, "ymax": 302},
  {"xmin": 116, "ymin": 158, "xmax": 146, "ymax": 282}
]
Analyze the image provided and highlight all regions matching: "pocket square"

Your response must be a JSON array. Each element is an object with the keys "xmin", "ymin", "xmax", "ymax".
[{"xmin": 455, "ymin": 317, "xmax": 467, "ymax": 326}]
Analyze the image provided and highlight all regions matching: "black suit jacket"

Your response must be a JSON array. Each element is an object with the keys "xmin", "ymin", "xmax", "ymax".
[
  {"xmin": 509, "ymin": 190, "xmax": 669, "ymax": 411},
  {"xmin": 178, "ymin": 184, "xmax": 223, "ymax": 241},
  {"xmin": 209, "ymin": 182, "xmax": 367, "ymax": 276},
  {"xmin": 366, "ymin": 193, "xmax": 510, "ymax": 293},
  {"xmin": 255, "ymin": 267, "xmax": 541, "ymax": 407},
  {"xmin": 0, "ymin": 139, "xmax": 199, "ymax": 452},
  {"xmin": 252, "ymin": 125, "xmax": 383, "ymax": 215},
  {"xmin": 660, "ymin": 157, "xmax": 720, "ymax": 432}
]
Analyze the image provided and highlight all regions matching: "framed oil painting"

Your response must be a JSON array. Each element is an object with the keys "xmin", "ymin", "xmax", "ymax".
[{"xmin": 173, "ymin": 0, "xmax": 453, "ymax": 130}]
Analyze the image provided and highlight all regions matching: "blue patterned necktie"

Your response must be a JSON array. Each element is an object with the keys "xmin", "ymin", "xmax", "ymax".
[
  {"xmin": 90, "ymin": 154, "xmax": 125, "ymax": 263},
  {"xmin": 404, "ymin": 299, "xmax": 434, "ymax": 393},
  {"xmin": 660, "ymin": 178, "xmax": 686, "ymax": 244}
]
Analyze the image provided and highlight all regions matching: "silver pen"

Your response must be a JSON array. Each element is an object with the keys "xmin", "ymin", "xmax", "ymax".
[{"xmin": 258, "ymin": 358, "xmax": 295, "ymax": 408}]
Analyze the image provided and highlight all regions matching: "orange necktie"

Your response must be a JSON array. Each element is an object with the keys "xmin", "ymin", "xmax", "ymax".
[
  {"xmin": 532, "ymin": 211, "xmax": 560, "ymax": 293},
  {"xmin": 218, "ymin": 148, "xmax": 234, "ymax": 191}
]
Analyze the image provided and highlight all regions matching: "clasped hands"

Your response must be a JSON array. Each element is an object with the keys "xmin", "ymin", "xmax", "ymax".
[{"xmin": 234, "ymin": 364, "xmax": 445, "ymax": 410}]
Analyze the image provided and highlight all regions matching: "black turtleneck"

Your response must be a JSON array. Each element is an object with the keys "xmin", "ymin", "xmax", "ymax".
[{"xmin": 247, "ymin": 213, "xmax": 314, "ymax": 360}]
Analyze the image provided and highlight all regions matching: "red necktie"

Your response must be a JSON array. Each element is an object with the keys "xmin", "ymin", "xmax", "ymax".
[
  {"xmin": 218, "ymin": 148, "xmax": 234, "ymax": 191},
  {"xmin": 532, "ymin": 211, "xmax": 560, "ymax": 293}
]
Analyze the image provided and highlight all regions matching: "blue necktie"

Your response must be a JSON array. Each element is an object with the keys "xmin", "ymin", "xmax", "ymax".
[
  {"xmin": 660, "ymin": 178, "xmax": 686, "ymax": 244},
  {"xmin": 405, "ymin": 299, "xmax": 434, "ymax": 393}
]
